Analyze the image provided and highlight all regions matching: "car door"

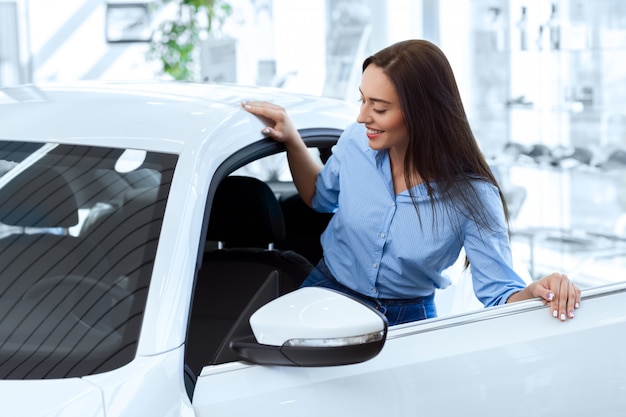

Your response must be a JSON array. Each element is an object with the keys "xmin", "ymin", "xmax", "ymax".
[{"xmin": 190, "ymin": 281, "xmax": 626, "ymax": 417}]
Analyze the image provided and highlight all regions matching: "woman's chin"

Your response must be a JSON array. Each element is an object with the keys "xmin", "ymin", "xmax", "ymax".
[{"xmin": 368, "ymin": 140, "xmax": 386, "ymax": 150}]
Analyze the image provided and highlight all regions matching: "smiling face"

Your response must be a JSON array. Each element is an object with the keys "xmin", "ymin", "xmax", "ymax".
[{"xmin": 357, "ymin": 64, "xmax": 409, "ymax": 153}]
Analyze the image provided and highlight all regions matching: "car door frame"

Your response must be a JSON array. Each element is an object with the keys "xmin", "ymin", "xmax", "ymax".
[{"xmin": 193, "ymin": 128, "xmax": 342, "ymax": 267}]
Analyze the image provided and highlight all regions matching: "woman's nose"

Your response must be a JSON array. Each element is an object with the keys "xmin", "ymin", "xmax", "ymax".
[{"xmin": 356, "ymin": 109, "xmax": 370, "ymax": 124}]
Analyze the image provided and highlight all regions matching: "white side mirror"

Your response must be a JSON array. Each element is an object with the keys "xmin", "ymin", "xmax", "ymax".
[{"xmin": 232, "ymin": 287, "xmax": 387, "ymax": 367}]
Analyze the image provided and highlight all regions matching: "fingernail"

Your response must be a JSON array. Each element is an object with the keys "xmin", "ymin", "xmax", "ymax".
[
  {"xmin": 547, "ymin": 292, "xmax": 554, "ymax": 301},
  {"xmin": 575, "ymin": 302, "xmax": 580, "ymax": 309},
  {"xmin": 262, "ymin": 128, "xmax": 270, "ymax": 134},
  {"xmin": 560, "ymin": 313, "xmax": 566, "ymax": 321},
  {"xmin": 552, "ymin": 309, "xmax": 558, "ymax": 318},
  {"xmin": 242, "ymin": 101, "xmax": 251, "ymax": 108},
  {"xmin": 569, "ymin": 310, "xmax": 575, "ymax": 318}
]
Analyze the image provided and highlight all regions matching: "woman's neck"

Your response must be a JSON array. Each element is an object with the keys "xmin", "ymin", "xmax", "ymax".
[{"xmin": 388, "ymin": 146, "xmax": 422, "ymax": 194}]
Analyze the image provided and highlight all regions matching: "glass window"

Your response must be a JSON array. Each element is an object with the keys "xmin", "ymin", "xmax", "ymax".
[{"xmin": 0, "ymin": 141, "xmax": 177, "ymax": 379}]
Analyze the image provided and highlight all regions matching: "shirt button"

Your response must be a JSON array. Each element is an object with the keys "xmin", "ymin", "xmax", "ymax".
[
  {"xmin": 372, "ymin": 263, "xmax": 377, "ymax": 268},
  {"xmin": 372, "ymin": 288, "xmax": 378, "ymax": 294},
  {"xmin": 380, "ymin": 232, "xmax": 385, "ymax": 238}
]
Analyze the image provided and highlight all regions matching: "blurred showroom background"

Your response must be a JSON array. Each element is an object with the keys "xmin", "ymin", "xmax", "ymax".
[{"xmin": 1, "ymin": 0, "xmax": 625, "ymax": 287}]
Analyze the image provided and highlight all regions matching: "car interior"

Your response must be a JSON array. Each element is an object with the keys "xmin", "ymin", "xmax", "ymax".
[{"xmin": 185, "ymin": 140, "xmax": 337, "ymax": 380}]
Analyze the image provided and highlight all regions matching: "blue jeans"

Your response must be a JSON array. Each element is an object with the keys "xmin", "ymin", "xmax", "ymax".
[{"xmin": 301, "ymin": 259, "xmax": 437, "ymax": 326}]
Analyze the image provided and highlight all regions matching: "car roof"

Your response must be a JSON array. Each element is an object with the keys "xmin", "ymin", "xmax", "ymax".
[{"xmin": 0, "ymin": 81, "xmax": 357, "ymax": 153}]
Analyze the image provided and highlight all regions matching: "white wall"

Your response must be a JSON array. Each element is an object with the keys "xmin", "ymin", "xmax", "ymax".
[
  {"xmin": 7, "ymin": 0, "xmax": 430, "ymax": 95},
  {"xmin": 270, "ymin": 0, "xmax": 326, "ymax": 95},
  {"xmin": 24, "ymin": 0, "xmax": 159, "ymax": 83}
]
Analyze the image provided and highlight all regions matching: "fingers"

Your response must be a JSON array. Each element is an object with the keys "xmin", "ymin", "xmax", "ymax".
[
  {"xmin": 545, "ymin": 272, "xmax": 581, "ymax": 321},
  {"xmin": 568, "ymin": 278, "xmax": 582, "ymax": 318},
  {"xmin": 553, "ymin": 274, "xmax": 569, "ymax": 321},
  {"xmin": 241, "ymin": 101, "xmax": 286, "ymax": 123},
  {"xmin": 240, "ymin": 101, "xmax": 295, "ymax": 142}
]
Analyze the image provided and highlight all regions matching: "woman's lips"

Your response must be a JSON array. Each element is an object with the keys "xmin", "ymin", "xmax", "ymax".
[{"xmin": 366, "ymin": 128, "xmax": 383, "ymax": 139}]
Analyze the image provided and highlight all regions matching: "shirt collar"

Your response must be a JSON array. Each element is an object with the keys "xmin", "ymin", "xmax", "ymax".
[
  {"xmin": 374, "ymin": 148, "xmax": 387, "ymax": 169},
  {"xmin": 364, "ymin": 145, "xmax": 387, "ymax": 167}
]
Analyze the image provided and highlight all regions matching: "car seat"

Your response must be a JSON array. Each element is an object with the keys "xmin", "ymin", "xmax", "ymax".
[
  {"xmin": 278, "ymin": 192, "xmax": 333, "ymax": 264},
  {"xmin": 0, "ymin": 165, "xmax": 109, "ymax": 297},
  {"xmin": 187, "ymin": 176, "xmax": 314, "ymax": 373}
]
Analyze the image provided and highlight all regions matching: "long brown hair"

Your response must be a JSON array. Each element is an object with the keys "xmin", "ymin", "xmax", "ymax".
[{"xmin": 363, "ymin": 39, "xmax": 509, "ymax": 238}]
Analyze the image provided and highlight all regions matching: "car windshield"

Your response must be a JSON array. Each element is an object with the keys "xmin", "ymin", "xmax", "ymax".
[{"xmin": 0, "ymin": 141, "xmax": 177, "ymax": 379}]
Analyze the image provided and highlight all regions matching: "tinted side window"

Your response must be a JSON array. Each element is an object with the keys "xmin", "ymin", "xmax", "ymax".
[{"xmin": 0, "ymin": 141, "xmax": 177, "ymax": 379}]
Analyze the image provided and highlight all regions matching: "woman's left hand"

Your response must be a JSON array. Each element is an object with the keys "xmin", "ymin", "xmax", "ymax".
[
  {"xmin": 508, "ymin": 272, "xmax": 581, "ymax": 321},
  {"xmin": 535, "ymin": 272, "xmax": 581, "ymax": 321}
]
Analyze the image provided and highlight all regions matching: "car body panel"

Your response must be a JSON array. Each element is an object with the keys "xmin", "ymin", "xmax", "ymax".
[
  {"xmin": 194, "ymin": 282, "xmax": 626, "ymax": 416},
  {"xmin": 0, "ymin": 378, "xmax": 104, "ymax": 417},
  {"xmin": 0, "ymin": 348, "xmax": 193, "ymax": 417},
  {"xmin": 0, "ymin": 81, "xmax": 356, "ymax": 150},
  {"xmin": 86, "ymin": 348, "xmax": 192, "ymax": 417}
]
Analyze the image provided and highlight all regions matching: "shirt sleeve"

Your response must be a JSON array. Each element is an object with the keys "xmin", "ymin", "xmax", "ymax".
[
  {"xmin": 311, "ymin": 125, "xmax": 353, "ymax": 213},
  {"xmin": 462, "ymin": 182, "xmax": 527, "ymax": 307}
]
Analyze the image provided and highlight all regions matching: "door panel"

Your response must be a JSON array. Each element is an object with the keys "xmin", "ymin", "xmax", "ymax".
[{"xmin": 192, "ymin": 284, "xmax": 626, "ymax": 416}]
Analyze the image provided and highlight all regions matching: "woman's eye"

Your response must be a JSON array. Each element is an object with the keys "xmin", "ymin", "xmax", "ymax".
[{"xmin": 358, "ymin": 98, "xmax": 386, "ymax": 114}]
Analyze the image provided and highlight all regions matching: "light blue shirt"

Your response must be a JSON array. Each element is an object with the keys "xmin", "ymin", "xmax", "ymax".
[{"xmin": 311, "ymin": 122, "xmax": 526, "ymax": 307}]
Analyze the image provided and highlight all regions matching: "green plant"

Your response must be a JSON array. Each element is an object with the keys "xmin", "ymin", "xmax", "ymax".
[{"xmin": 149, "ymin": 0, "xmax": 233, "ymax": 80}]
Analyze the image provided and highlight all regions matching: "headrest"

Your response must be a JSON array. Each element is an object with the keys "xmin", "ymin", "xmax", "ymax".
[
  {"xmin": 0, "ymin": 165, "xmax": 79, "ymax": 227},
  {"xmin": 207, "ymin": 176, "xmax": 285, "ymax": 248}
]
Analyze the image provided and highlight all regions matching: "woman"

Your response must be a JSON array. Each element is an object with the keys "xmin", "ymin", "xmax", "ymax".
[{"xmin": 242, "ymin": 39, "xmax": 580, "ymax": 325}]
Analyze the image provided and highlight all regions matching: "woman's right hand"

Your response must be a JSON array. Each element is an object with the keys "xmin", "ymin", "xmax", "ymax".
[
  {"xmin": 241, "ymin": 101, "xmax": 321, "ymax": 206},
  {"xmin": 241, "ymin": 101, "xmax": 301, "ymax": 145}
]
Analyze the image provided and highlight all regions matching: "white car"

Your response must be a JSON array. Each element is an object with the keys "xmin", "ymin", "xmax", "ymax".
[{"xmin": 0, "ymin": 81, "xmax": 624, "ymax": 417}]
